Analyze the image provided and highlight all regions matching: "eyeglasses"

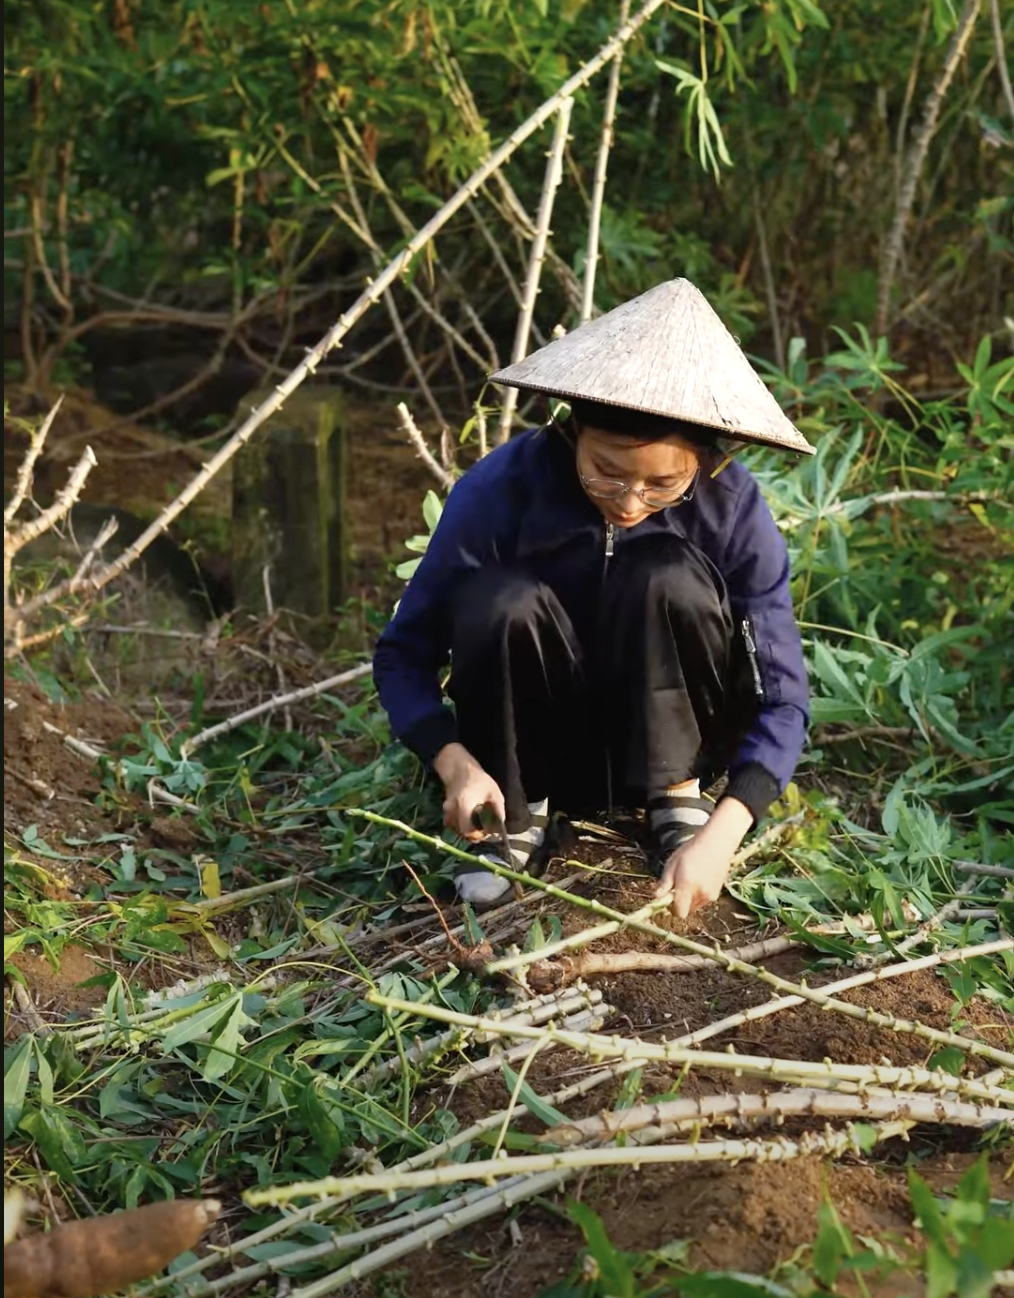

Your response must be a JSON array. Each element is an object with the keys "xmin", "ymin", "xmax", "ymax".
[{"xmin": 579, "ymin": 469, "xmax": 699, "ymax": 509}]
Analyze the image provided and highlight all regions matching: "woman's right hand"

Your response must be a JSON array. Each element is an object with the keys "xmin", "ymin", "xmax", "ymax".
[{"xmin": 433, "ymin": 743, "xmax": 506, "ymax": 839}]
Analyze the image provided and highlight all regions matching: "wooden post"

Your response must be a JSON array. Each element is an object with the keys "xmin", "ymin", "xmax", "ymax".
[{"xmin": 231, "ymin": 387, "xmax": 347, "ymax": 634}]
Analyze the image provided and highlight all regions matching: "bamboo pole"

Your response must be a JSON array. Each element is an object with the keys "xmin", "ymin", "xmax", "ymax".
[
  {"xmin": 581, "ymin": 0, "xmax": 631, "ymax": 321},
  {"xmin": 497, "ymin": 99, "xmax": 574, "ymax": 443}
]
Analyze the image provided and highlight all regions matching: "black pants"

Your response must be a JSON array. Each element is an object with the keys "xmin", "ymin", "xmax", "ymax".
[{"xmin": 447, "ymin": 534, "xmax": 756, "ymax": 833}]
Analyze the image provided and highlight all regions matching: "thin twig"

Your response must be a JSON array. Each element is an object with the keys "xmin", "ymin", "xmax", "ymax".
[
  {"xmin": 395, "ymin": 403, "xmax": 455, "ymax": 491},
  {"xmin": 753, "ymin": 182, "xmax": 785, "ymax": 372},
  {"xmin": 954, "ymin": 860, "xmax": 1014, "ymax": 880},
  {"xmin": 4, "ymin": 397, "xmax": 64, "ymax": 526}
]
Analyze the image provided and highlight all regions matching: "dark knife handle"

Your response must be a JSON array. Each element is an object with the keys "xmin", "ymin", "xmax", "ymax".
[{"xmin": 471, "ymin": 801, "xmax": 500, "ymax": 834}]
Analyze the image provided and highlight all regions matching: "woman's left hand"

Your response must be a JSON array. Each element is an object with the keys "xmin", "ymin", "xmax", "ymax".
[{"xmin": 654, "ymin": 797, "xmax": 753, "ymax": 918}]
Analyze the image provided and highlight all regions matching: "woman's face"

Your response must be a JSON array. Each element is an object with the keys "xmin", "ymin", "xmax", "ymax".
[{"xmin": 575, "ymin": 424, "xmax": 701, "ymax": 528}]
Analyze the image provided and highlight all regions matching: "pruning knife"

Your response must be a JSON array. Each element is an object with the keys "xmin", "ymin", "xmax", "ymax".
[{"xmin": 471, "ymin": 801, "xmax": 512, "ymax": 865}]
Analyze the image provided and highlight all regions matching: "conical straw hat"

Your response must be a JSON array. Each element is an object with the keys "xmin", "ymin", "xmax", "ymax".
[{"xmin": 490, "ymin": 278, "xmax": 815, "ymax": 454}]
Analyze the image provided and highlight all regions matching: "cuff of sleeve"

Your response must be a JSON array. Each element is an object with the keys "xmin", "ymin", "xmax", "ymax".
[
  {"xmin": 401, "ymin": 709, "xmax": 459, "ymax": 768},
  {"xmin": 722, "ymin": 762, "xmax": 781, "ymax": 825}
]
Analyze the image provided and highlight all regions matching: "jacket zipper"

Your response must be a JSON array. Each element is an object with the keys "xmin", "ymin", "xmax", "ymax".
[
  {"xmin": 741, "ymin": 617, "xmax": 765, "ymax": 702},
  {"xmin": 605, "ymin": 521, "xmax": 615, "ymax": 559}
]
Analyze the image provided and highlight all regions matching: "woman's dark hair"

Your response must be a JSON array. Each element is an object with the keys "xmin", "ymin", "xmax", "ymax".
[{"xmin": 569, "ymin": 399, "xmax": 718, "ymax": 450}]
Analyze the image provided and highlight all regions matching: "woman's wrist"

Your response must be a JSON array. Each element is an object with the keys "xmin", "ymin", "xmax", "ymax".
[
  {"xmin": 703, "ymin": 796, "xmax": 753, "ymax": 852},
  {"xmin": 433, "ymin": 742, "xmax": 476, "ymax": 787}
]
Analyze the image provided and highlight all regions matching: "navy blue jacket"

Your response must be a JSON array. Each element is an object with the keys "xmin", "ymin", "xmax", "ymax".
[{"xmin": 373, "ymin": 427, "xmax": 808, "ymax": 814}]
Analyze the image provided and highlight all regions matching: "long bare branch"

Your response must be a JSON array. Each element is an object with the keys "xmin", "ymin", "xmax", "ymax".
[
  {"xmin": 542, "ymin": 1088, "xmax": 1007, "ymax": 1146},
  {"xmin": 582, "ymin": 0, "xmax": 631, "ymax": 321},
  {"xmin": 181, "ymin": 661, "xmax": 373, "ymax": 756},
  {"xmin": 877, "ymin": 0, "xmax": 982, "ymax": 335},
  {"xmin": 497, "ymin": 100, "xmax": 574, "ymax": 442}
]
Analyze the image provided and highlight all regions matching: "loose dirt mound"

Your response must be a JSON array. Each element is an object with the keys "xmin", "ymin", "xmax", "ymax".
[{"xmin": 4, "ymin": 673, "xmax": 139, "ymax": 847}]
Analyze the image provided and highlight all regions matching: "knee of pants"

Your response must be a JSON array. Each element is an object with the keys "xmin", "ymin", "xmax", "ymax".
[
  {"xmin": 450, "ymin": 565, "xmax": 554, "ymax": 654},
  {"xmin": 607, "ymin": 533, "xmax": 727, "ymax": 619}
]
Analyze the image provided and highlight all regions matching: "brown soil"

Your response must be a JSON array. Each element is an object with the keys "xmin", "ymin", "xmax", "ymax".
[
  {"xmin": 3, "ymin": 674, "xmax": 215, "ymax": 1035},
  {"xmin": 395, "ymin": 1150, "xmax": 1010, "ymax": 1298},
  {"xmin": 4, "ymin": 673, "xmax": 142, "ymax": 850}
]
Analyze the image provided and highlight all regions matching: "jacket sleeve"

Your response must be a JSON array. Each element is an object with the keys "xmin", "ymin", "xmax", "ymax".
[
  {"xmin": 371, "ymin": 453, "xmax": 516, "ymax": 765},
  {"xmin": 720, "ymin": 474, "xmax": 809, "ymax": 821}
]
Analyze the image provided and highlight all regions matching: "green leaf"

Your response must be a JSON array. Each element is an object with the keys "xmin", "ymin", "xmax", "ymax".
[
  {"xmin": 4, "ymin": 1037, "xmax": 32, "ymax": 1139},
  {"xmin": 614, "ymin": 1067, "xmax": 643, "ymax": 1111},
  {"xmin": 19, "ymin": 1105, "xmax": 87, "ymax": 1181},
  {"xmin": 421, "ymin": 490, "xmax": 444, "ymax": 533},
  {"xmin": 501, "ymin": 1063, "xmax": 566, "ymax": 1127},
  {"xmin": 925, "ymin": 1239, "xmax": 958, "ymax": 1298},
  {"xmin": 566, "ymin": 1199, "xmax": 637, "ymax": 1296},
  {"xmin": 908, "ymin": 1167, "xmax": 949, "ymax": 1247},
  {"xmin": 160, "ymin": 993, "xmax": 239, "ymax": 1052},
  {"xmin": 202, "ymin": 998, "xmax": 252, "ymax": 1081},
  {"xmin": 812, "ymin": 1200, "xmax": 849, "ymax": 1286},
  {"xmin": 926, "ymin": 1047, "xmax": 965, "ymax": 1077},
  {"xmin": 523, "ymin": 917, "xmax": 546, "ymax": 952}
]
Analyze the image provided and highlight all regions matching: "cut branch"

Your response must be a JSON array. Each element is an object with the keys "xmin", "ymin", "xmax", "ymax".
[
  {"xmin": 541, "ymin": 1088, "xmax": 1007, "ymax": 1146},
  {"xmin": 369, "ymin": 991, "xmax": 1014, "ymax": 1101},
  {"xmin": 246, "ymin": 1123, "xmax": 912, "ymax": 1209},
  {"xmin": 355, "ymin": 816, "xmax": 1014, "ymax": 1067}
]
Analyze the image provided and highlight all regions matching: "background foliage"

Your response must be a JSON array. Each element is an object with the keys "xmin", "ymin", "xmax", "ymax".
[{"xmin": 5, "ymin": 0, "xmax": 1012, "ymax": 425}]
